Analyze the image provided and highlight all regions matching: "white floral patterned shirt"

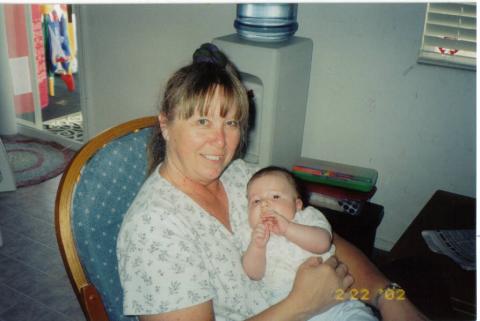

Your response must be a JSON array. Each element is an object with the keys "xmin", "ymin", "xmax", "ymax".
[{"xmin": 117, "ymin": 159, "xmax": 272, "ymax": 320}]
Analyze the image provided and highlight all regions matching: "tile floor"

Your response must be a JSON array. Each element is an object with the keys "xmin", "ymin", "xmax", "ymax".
[{"xmin": 0, "ymin": 176, "xmax": 86, "ymax": 321}]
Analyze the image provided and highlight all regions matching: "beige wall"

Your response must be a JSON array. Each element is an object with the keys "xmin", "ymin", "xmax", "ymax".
[{"xmin": 78, "ymin": 3, "xmax": 476, "ymax": 250}]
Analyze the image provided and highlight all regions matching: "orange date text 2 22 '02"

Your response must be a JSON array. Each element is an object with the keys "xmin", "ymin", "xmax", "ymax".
[{"xmin": 335, "ymin": 288, "xmax": 406, "ymax": 301}]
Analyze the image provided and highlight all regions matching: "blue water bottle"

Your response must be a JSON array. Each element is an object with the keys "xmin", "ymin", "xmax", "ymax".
[{"xmin": 234, "ymin": 4, "xmax": 298, "ymax": 42}]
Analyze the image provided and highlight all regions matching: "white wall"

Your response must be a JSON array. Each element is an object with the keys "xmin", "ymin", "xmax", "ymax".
[
  {"xmin": 78, "ymin": 3, "xmax": 476, "ymax": 250},
  {"xmin": 77, "ymin": 4, "xmax": 236, "ymax": 135},
  {"xmin": 298, "ymin": 4, "xmax": 475, "ymax": 250}
]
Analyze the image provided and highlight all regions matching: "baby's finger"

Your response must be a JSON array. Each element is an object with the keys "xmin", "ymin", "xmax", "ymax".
[
  {"xmin": 261, "ymin": 216, "xmax": 274, "ymax": 223},
  {"xmin": 262, "ymin": 219, "xmax": 270, "ymax": 227},
  {"xmin": 343, "ymin": 275, "xmax": 354, "ymax": 290},
  {"xmin": 268, "ymin": 221, "xmax": 275, "ymax": 230},
  {"xmin": 264, "ymin": 226, "xmax": 270, "ymax": 241},
  {"xmin": 336, "ymin": 263, "xmax": 348, "ymax": 278},
  {"xmin": 323, "ymin": 256, "xmax": 339, "ymax": 269},
  {"xmin": 255, "ymin": 224, "xmax": 266, "ymax": 235}
]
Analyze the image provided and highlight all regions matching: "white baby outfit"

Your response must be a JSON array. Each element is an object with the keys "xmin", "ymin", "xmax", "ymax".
[
  {"xmin": 255, "ymin": 206, "xmax": 335, "ymax": 302},
  {"xmin": 240, "ymin": 206, "xmax": 378, "ymax": 321}
]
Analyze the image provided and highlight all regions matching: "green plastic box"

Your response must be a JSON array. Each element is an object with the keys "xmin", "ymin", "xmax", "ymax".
[{"xmin": 292, "ymin": 158, "xmax": 378, "ymax": 192}]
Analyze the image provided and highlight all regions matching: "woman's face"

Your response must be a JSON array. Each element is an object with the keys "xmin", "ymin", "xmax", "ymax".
[{"xmin": 159, "ymin": 89, "xmax": 241, "ymax": 185}]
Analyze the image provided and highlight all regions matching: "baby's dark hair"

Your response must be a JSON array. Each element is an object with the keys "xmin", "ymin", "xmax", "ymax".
[{"xmin": 247, "ymin": 166, "xmax": 308, "ymax": 204}]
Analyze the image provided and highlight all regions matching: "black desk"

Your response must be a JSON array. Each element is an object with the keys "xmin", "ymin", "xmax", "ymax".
[
  {"xmin": 382, "ymin": 190, "xmax": 476, "ymax": 321},
  {"xmin": 315, "ymin": 202, "xmax": 384, "ymax": 259}
]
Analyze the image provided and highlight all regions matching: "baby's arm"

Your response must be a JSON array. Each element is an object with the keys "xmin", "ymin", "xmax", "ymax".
[
  {"xmin": 242, "ymin": 223, "xmax": 269, "ymax": 280},
  {"xmin": 264, "ymin": 213, "xmax": 331, "ymax": 254},
  {"xmin": 285, "ymin": 223, "xmax": 331, "ymax": 254}
]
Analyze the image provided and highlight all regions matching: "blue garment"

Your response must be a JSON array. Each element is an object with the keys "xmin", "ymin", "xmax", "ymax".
[{"xmin": 44, "ymin": 10, "xmax": 71, "ymax": 74}]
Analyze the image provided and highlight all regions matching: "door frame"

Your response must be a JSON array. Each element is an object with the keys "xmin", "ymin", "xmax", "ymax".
[{"xmin": 16, "ymin": 4, "xmax": 86, "ymax": 151}]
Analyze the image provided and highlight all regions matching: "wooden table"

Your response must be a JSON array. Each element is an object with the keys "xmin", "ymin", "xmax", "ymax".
[{"xmin": 381, "ymin": 190, "xmax": 475, "ymax": 320}]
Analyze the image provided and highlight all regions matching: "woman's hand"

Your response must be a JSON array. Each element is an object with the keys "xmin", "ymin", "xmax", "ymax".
[{"xmin": 286, "ymin": 256, "xmax": 354, "ymax": 319}]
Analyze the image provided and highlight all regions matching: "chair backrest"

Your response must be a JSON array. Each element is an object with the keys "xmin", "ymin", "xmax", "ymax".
[{"xmin": 55, "ymin": 117, "xmax": 158, "ymax": 321}]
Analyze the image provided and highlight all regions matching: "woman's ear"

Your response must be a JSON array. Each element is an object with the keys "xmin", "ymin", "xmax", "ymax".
[
  {"xmin": 296, "ymin": 198, "xmax": 303, "ymax": 211},
  {"xmin": 158, "ymin": 113, "xmax": 169, "ymax": 141}
]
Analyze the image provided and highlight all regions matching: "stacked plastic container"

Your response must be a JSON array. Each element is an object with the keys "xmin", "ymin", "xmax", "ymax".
[{"xmin": 293, "ymin": 158, "xmax": 378, "ymax": 215}]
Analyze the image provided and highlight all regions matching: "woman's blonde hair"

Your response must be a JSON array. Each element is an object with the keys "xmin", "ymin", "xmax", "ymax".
[{"xmin": 147, "ymin": 44, "xmax": 249, "ymax": 174}]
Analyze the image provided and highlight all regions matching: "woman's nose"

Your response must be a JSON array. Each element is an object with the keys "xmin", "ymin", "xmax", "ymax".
[{"xmin": 211, "ymin": 126, "xmax": 226, "ymax": 147}]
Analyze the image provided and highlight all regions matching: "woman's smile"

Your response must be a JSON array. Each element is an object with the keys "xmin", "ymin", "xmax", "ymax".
[{"xmin": 202, "ymin": 154, "xmax": 223, "ymax": 161}]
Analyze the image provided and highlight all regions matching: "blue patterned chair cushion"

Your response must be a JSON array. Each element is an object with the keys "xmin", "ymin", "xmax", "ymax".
[{"xmin": 72, "ymin": 128, "xmax": 152, "ymax": 321}]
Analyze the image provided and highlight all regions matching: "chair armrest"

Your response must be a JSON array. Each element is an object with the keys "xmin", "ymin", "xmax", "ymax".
[{"xmin": 80, "ymin": 284, "xmax": 110, "ymax": 321}]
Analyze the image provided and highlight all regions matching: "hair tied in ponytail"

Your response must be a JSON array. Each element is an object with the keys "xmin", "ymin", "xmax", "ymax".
[{"xmin": 193, "ymin": 43, "xmax": 227, "ymax": 68}]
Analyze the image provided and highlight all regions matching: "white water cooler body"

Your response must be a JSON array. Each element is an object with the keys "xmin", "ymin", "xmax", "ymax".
[{"xmin": 213, "ymin": 34, "xmax": 313, "ymax": 170}]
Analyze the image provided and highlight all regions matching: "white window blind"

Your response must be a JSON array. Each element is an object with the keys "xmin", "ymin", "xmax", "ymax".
[{"xmin": 418, "ymin": 2, "xmax": 476, "ymax": 71}]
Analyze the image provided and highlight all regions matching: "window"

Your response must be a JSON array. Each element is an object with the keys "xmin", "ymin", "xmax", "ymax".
[{"xmin": 418, "ymin": 3, "xmax": 476, "ymax": 71}]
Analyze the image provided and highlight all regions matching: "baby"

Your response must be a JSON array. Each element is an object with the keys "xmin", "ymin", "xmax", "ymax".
[{"xmin": 242, "ymin": 166, "xmax": 377, "ymax": 321}]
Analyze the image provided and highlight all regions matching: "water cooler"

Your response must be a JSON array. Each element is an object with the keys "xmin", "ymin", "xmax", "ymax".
[{"xmin": 212, "ymin": 34, "xmax": 313, "ymax": 169}]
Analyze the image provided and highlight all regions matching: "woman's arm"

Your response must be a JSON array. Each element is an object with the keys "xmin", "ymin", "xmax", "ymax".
[
  {"xmin": 332, "ymin": 232, "xmax": 388, "ymax": 300},
  {"xmin": 333, "ymin": 233, "xmax": 429, "ymax": 321},
  {"xmin": 139, "ymin": 256, "xmax": 353, "ymax": 321},
  {"xmin": 139, "ymin": 296, "xmax": 306, "ymax": 321},
  {"xmin": 139, "ymin": 301, "xmax": 215, "ymax": 321}
]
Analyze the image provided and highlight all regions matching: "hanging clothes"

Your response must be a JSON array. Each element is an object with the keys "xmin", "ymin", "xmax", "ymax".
[{"xmin": 42, "ymin": 6, "xmax": 75, "ymax": 94}]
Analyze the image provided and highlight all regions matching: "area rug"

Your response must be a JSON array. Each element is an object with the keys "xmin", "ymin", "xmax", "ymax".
[{"xmin": 2, "ymin": 135, "xmax": 75, "ymax": 188}]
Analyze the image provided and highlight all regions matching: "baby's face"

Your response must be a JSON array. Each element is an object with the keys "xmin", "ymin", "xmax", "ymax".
[{"xmin": 247, "ymin": 173, "xmax": 303, "ymax": 228}]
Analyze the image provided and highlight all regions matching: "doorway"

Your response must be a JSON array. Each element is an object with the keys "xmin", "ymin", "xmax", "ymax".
[
  {"xmin": 40, "ymin": 4, "xmax": 83, "ymax": 143},
  {"xmin": 3, "ymin": 4, "xmax": 83, "ymax": 146}
]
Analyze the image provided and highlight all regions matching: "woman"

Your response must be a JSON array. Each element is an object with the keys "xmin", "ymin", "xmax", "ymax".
[{"xmin": 117, "ymin": 43, "xmax": 428, "ymax": 321}]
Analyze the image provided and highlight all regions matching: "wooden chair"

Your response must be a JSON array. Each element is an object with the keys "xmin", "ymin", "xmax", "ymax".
[{"xmin": 55, "ymin": 116, "xmax": 158, "ymax": 321}]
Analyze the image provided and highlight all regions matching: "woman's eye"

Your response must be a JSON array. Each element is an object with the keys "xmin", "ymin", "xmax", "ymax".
[
  {"xmin": 197, "ymin": 118, "xmax": 209, "ymax": 126},
  {"xmin": 253, "ymin": 199, "xmax": 261, "ymax": 205},
  {"xmin": 272, "ymin": 195, "xmax": 280, "ymax": 200},
  {"xmin": 226, "ymin": 120, "xmax": 239, "ymax": 128}
]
